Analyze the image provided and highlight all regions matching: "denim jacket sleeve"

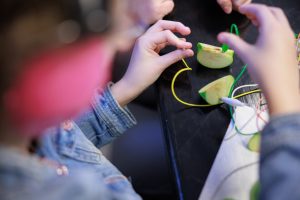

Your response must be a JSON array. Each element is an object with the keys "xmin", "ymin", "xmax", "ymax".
[
  {"xmin": 0, "ymin": 147, "xmax": 142, "ymax": 200},
  {"xmin": 75, "ymin": 83, "xmax": 137, "ymax": 148},
  {"xmin": 260, "ymin": 113, "xmax": 300, "ymax": 200}
]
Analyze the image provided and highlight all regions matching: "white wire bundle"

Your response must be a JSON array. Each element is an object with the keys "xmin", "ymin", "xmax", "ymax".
[
  {"xmin": 229, "ymin": 84, "xmax": 265, "ymax": 135},
  {"xmin": 231, "ymin": 84, "xmax": 259, "ymax": 99}
]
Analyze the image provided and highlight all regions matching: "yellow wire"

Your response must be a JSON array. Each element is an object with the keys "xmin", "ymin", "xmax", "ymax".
[
  {"xmin": 170, "ymin": 59, "xmax": 262, "ymax": 107},
  {"xmin": 233, "ymin": 89, "xmax": 261, "ymax": 99},
  {"xmin": 171, "ymin": 59, "xmax": 214, "ymax": 107},
  {"xmin": 171, "ymin": 67, "xmax": 214, "ymax": 107}
]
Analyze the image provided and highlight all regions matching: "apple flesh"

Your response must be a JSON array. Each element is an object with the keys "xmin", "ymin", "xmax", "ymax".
[
  {"xmin": 248, "ymin": 133, "xmax": 261, "ymax": 152},
  {"xmin": 198, "ymin": 75, "xmax": 235, "ymax": 105},
  {"xmin": 197, "ymin": 43, "xmax": 234, "ymax": 69}
]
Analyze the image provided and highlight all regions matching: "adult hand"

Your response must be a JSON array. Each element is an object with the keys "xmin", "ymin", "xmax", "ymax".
[
  {"xmin": 218, "ymin": 4, "xmax": 300, "ymax": 116},
  {"xmin": 217, "ymin": 0, "xmax": 251, "ymax": 14}
]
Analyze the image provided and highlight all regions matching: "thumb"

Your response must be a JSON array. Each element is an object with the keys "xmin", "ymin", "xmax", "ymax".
[
  {"xmin": 161, "ymin": 1, "xmax": 175, "ymax": 16},
  {"xmin": 218, "ymin": 32, "xmax": 252, "ymax": 61},
  {"xmin": 217, "ymin": 0, "xmax": 233, "ymax": 14},
  {"xmin": 157, "ymin": 49, "xmax": 194, "ymax": 69}
]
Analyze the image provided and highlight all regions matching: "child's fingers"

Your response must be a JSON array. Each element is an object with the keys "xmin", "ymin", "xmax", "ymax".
[
  {"xmin": 269, "ymin": 7, "xmax": 291, "ymax": 28},
  {"xmin": 157, "ymin": 49, "xmax": 194, "ymax": 69},
  {"xmin": 217, "ymin": 0, "xmax": 233, "ymax": 14},
  {"xmin": 155, "ymin": 42, "xmax": 168, "ymax": 53},
  {"xmin": 147, "ymin": 20, "xmax": 191, "ymax": 36},
  {"xmin": 232, "ymin": 0, "xmax": 251, "ymax": 10},
  {"xmin": 239, "ymin": 4, "xmax": 276, "ymax": 31},
  {"xmin": 155, "ymin": 38, "xmax": 186, "ymax": 53},
  {"xmin": 159, "ymin": 0, "xmax": 175, "ymax": 17},
  {"xmin": 150, "ymin": 30, "xmax": 192, "ymax": 49},
  {"xmin": 218, "ymin": 32, "xmax": 252, "ymax": 61},
  {"xmin": 153, "ymin": 1, "xmax": 175, "ymax": 22}
]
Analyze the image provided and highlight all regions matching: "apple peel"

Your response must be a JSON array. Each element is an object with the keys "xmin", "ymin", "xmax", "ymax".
[
  {"xmin": 199, "ymin": 75, "xmax": 235, "ymax": 105},
  {"xmin": 197, "ymin": 43, "xmax": 234, "ymax": 69}
]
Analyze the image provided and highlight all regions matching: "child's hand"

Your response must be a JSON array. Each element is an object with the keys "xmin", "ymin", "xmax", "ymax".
[
  {"xmin": 128, "ymin": 0, "xmax": 174, "ymax": 25},
  {"xmin": 217, "ymin": 0, "xmax": 251, "ymax": 14},
  {"xmin": 218, "ymin": 4, "xmax": 300, "ymax": 116},
  {"xmin": 111, "ymin": 20, "xmax": 194, "ymax": 107}
]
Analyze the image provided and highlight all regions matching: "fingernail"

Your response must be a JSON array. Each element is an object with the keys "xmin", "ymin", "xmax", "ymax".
[
  {"xmin": 218, "ymin": 33, "xmax": 225, "ymax": 41},
  {"xmin": 224, "ymin": 6, "xmax": 232, "ymax": 14},
  {"xmin": 186, "ymin": 42, "xmax": 192, "ymax": 47},
  {"xmin": 185, "ymin": 48, "xmax": 193, "ymax": 53},
  {"xmin": 188, "ymin": 50, "xmax": 194, "ymax": 56}
]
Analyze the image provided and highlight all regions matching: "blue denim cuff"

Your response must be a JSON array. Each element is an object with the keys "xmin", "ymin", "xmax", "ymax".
[
  {"xmin": 261, "ymin": 113, "xmax": 300, "ymax": 162},
  {"xmin": 91, "ymin": 82, "xmax": 137, "ymax": 137}
]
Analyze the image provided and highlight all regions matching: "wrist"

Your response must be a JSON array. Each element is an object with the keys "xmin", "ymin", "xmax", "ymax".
[{"xmin": 110, "ymin": 79, "xmax": 141, "ymax": 107}]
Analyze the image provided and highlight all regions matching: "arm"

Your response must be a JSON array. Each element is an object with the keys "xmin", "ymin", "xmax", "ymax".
[
  {"xmin": 75, "ymin": 84, "xmax": 137, "ymax": 148},
  {"xmin": 261, "ymin": 114, "xmax": 300, "ymax": 200},
  {"xmin": 218, "ymin": 3, "xmax": 300, "ymax": 199},
  {"xmin": 77, "ymin": 20, "xmax": 194, "ymax": 148}
]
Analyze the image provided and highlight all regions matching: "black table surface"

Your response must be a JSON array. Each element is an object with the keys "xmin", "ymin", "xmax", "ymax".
[{"xmin": 157, "ymin": 0, "xmax": 300, "ymax": 200}]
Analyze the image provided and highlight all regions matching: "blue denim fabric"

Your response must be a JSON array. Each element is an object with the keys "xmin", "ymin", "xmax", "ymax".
[
  {"xmin": 75, "ymin": 82, "xmax": 137, "ymax": 148},
  {"xmin": 0, "ymin": 147, "xmax": 139, "ymax": 200},
  {"xmin": 37, "ymin": 83, "xmax": 141, "ymax": 199},
  {"xmin": 260, "ymin": 113, "xmax": 300, "ymax": 200},
  {"xmin": 0, "ymin": 83, "xmax": 141, "ymax": 200}
]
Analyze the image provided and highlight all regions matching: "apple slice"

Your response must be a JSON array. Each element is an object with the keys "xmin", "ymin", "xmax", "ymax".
[
  {"xmin": 248, "ymin": 133, "xmax": 261, "ymax": 152},
  {"xmin": 197, "ymin": 43, "xmax": 234, "ymax": 69},
  {"xmin": 198, "ymin": 75, "xmax": 235, "ymax": 105}
]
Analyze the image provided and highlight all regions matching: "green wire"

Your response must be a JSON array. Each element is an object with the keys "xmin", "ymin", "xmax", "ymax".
[
  {"xmin": 228, "ymin": 65, "xmax": 247, "ymax": 121},
  {"xmin": 223, "ymin": 24, "xmax": 259, "ymax": 135},
  {"xmin": 228, "ymin": 25, "xmax": 259, "ymax": 135},
  {"xmin": 228, "ymin": 65, "xmax": 262, "ymax": 136},
  {"xmin": 222, "ymin": 24, "xmax": 240, "ymax": 52},
  {"xmin": 230, "ymin": 23, "xmax": 240, "ymax": 36},
  {"xmin": 229, "ymin": 64, "xmax": 247, "ymax": 97}
]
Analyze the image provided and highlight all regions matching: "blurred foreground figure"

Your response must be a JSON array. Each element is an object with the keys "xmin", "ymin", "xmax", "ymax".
[{"xmin": 0, "ymin": 0, "xmax": 181, "ymax": 199}]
